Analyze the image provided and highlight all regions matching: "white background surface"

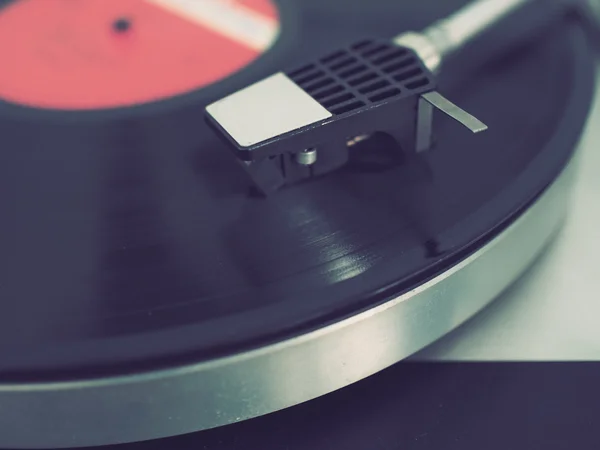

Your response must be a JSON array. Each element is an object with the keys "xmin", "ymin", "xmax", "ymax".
[{"xmin": 417, "ymin": 71, "xmax": 600, "ymax": 361}]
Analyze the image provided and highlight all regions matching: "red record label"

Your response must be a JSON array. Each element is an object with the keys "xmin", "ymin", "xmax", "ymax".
[{"xmin": 0, "ymin": 0, "xmax": 280, "ymax": 109}]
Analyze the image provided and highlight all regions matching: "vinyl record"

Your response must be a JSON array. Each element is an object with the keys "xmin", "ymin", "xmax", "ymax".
[{"xmin": 0, "ymin": 0, "xmax": 595, "ymax": 448}]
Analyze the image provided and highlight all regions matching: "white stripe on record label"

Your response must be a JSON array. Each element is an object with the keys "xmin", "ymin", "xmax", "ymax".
[{"xmin": 145, "ymin": 0, "xmax": 279, "ymax": 51}]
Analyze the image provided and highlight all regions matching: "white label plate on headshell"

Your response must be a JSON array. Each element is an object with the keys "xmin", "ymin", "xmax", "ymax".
[{"xmin": 206, "ymin": 72, "xmax": 333, "ymax": 148}]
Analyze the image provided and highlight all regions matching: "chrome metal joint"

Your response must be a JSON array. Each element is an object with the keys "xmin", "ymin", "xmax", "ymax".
[{"xmin": 393, "ymin": 31, "xmax": 443, "ymax": 73}]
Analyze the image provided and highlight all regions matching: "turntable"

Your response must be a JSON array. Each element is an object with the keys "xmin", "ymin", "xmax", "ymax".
[{"xmin": 0, "ymin": 0, "xmax": 598, "ymax": 448}]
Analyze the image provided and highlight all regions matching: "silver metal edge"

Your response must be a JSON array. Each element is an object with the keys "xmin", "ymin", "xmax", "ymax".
[{"xmin": 0, "ymin": 157, "xmax": 577, "ymax": 449}]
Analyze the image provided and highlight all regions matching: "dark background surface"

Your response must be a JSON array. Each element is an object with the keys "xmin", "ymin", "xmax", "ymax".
[{"xmin": 112, "ymin": 362, "xmax": 600, "ymax": 450}]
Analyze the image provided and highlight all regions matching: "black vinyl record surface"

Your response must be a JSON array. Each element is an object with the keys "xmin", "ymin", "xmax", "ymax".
[{"xmin": 0, "ymin": 0, "xmax": 594, "ymax": 378}]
